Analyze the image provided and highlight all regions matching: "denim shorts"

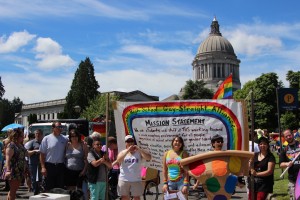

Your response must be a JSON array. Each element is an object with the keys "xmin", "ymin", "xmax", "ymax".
[{"xmin": 168, "ymin": 177, "xmax": 184, "ymax": 191}]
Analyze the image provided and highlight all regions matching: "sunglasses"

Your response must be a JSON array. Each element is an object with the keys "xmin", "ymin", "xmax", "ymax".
[
  {"xmin": 126, "ymin": 139, "xmax": 134, "ymax": 143},
  {"xmin": 94, "ymin": 143, "xmax": 102, "ymax": 146},
  {"xmin": 215, "ymin": 140, "xmax": 223, "ymax": 144}
]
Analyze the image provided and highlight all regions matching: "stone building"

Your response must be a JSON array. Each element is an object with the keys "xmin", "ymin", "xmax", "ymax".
[
  {"xmin": 192, "ymin": 16, "xmax": 241, "ymax": 92},
  {"xmin": 18, "ymin": 90, "xmax": 158, "ymax": 128}
]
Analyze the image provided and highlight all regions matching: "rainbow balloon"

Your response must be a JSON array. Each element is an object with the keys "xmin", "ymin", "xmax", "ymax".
[{"xmin": 122, "ymin": 101, "xmax": 243, "ymax": 150}]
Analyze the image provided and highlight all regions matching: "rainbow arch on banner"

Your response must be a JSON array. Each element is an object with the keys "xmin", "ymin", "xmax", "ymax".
[{"xmin": 122, "ymin": 101, "xmax": 243, "ymax": 150}]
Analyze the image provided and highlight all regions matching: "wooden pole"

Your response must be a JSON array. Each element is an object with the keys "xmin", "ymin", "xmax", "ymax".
[
  {"xmin": 250, "ymin": 90, "xmax": 255, "ymax": 200},
  {"xmin": 105, "ymin": 93, "xmax": 110, "ymax": 200}
]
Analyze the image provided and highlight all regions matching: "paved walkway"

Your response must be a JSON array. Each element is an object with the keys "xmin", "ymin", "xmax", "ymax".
[
  {"xmin": 0, "ymin": 180, "xmax": 247, "ymax": 200},
  {"xmin": 0, "ymin": 181, "xmax": 33, "ymax": 199}
]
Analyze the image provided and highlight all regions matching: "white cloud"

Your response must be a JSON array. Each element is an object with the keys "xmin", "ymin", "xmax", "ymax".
[
  {"xmin": 119, "ymin": 45, "xmax": 194, "ymax": 69},
  {"xmin": 96, "ymin": 69, "xmax": 190, "ymax": 100},
  {"xmin": 227, "ymin": 30, "xmax": 282, "ymax": 56},
  {"xmin": 34, "ymin": 37, "xmax": 75, "ymax": 70},
  {"xmin": 2, "ymin": 71, "xmax": 73, "ymax": 104},
  {"xmin": 0, "ymin": 31, "xmax": 36, "ymax": 53}
]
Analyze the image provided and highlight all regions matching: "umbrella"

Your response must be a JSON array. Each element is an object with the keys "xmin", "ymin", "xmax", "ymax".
[{"xmin": 1, "ymin": 123, "xmax": 24, "ymax": 132}]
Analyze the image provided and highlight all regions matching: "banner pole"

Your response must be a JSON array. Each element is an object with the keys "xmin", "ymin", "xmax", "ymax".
[
  {"xmin": 105, "ymin": 93, "xmax": 110, "ymax": 200},
  {"xmin": 250, "ymin": 90, "xmax": 255, "ymax": 200}
]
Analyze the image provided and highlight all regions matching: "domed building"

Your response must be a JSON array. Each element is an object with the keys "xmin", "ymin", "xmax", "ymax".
[{"xmin": 192, "ymin": 17, "xmax": 241, "ymax": 92}]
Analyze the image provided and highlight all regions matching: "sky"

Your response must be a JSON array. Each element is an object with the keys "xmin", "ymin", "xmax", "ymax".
[{"xmin": 1, "ymin": 0, "xmax": 299, "ymax": 104}]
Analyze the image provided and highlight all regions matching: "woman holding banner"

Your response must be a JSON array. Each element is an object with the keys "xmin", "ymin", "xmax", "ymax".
[
  {"xmin": 249, "ymin": 136, "xmax": 275, "ymax": 200},
  {"xmin": 162, "ymin": 136, "xmax": 189, "ymax": 196}
]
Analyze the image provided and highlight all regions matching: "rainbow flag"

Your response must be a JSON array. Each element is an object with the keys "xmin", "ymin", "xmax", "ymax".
[{"xmin": 213, "ymin": 74, "xmax": 233, "ymax": 99}]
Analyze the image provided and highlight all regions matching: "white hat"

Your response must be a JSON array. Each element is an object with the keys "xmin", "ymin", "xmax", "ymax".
[{"xmin": 125, "ymin": 135, "xmax": 134, "ymax": 142}]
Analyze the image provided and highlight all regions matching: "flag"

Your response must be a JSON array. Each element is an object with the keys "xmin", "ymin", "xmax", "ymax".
[{"xmin": 213, "ymin": 74, "xmax": 233, "ymax": 99}]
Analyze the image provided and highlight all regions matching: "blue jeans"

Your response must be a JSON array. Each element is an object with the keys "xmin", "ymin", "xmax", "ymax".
[{"xmin": 29, "ymin": 164, "xmax": 41, "ymax": 195}]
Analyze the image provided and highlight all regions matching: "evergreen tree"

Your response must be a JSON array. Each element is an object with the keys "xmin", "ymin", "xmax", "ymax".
[
  {"xmin": 0, "ymin": 99, "xmax": 13, "ymax": 128},
  {"xmin": 0, "ymin": 76, "xmax": 4, "ymax": 100},
  {"xmin": 182, "ymin": 80, "xmax": 214, "ymax": 99},
  {"xmin": 63, "ymin": 57, "xmax": 100, "ymax": 118}
]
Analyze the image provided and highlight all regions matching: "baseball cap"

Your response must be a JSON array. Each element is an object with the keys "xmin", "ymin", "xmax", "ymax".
[{"xmin": 125, "ymin": 135, "xmax": 134, "ymax": 142}]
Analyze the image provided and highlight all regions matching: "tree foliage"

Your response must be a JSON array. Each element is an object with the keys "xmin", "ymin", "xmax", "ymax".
[
  {"xmin": 0, "ymin": 97, "xmax": 23, "ymax": 129},
  {"xmin": 280, "ymin": 111, "xmax": 298, "ymax": 131},
  {"xmin": 182, "ymin": 80, "xmax": 214, "ymax": 99},
  {"xmin": 0, "ymin": 77, "xmax": 4, "ymax": 100},
  {"xmin": 28, "ymin": 113, "xmax": 38, "ymax": 125},
  {"xmin": 233, "ymin": 73, "xmax": 281, "ymax": 131},
  {"xmin": 81, "ymin": 93, "xmax": 120, "ymax": 136},
  {"xmin": 63, "ymin": 57, "xmax": 100, "ymax": 119},
  {"xmin": 286, "ymin": 70, "xmax": 300, "ymax": 89},
  {"xmin": 282, "ymin": 70, "xmax": 300, "ymax": 129}
]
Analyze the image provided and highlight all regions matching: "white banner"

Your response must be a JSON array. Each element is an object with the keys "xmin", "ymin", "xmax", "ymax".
[{"xmin": 113, "ymin": 100, "xmax": 248, "ymax": 171}]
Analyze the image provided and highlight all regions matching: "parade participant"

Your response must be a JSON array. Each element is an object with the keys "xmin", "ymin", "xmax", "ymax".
[
  {"xmin": 193, "ymin": 134, "xmax": 223, "ymax": 190},
  {"xmin": 114, "ymin": 135, "xmax": 151, "ymax": 200},
  {"xmin": 65, "ymin": 129, "xmax": 88, "ymax": 190},
  {"xmin": 106, "ymin": 137, "xmax": 119, "ymax": 199},
  {"xmin": 87, "ymin": 137, "xmax": 111, "ymax": 200},
  {"xmin": 1, "ymin": 129, "xmax": 14, "ymax": 191},
  {"xmin": 25, "ymin": 129, "xmax": 43, "ymax": 195},
  {"xmin": 39, "ymin": 121, "xmax": 68, "ymax": 191},
  {"xmin": 279, "ymin": 129, "xmax": 300, "ymax": 200},
  {"xmin": 4, "ymin": 128, "xmax": 27, "ymax": 200},
  {"xmin": 249, "ymin": 136, "xmax": 275, "ymax": 200},
  {"xmin": 162, "ymin": 136, "xmax": 189, "ymax": 195}
]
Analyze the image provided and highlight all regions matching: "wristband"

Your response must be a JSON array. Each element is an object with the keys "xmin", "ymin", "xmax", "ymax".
[{"xmin": 183, "ymin": 183, "xmax": 189, "ymax": 187}]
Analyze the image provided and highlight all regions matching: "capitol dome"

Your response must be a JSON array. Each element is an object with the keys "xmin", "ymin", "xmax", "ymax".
[
  {"xmin": 197, "ymin": 35, "xmax": 235, "ymax": 55},
  {"xmin": 197, "ymin": 17, "xmax": 235, "ymax": 56},
  {"xmin": 192, "ymin": 16, "xmax": 241, "ymax": 92}
]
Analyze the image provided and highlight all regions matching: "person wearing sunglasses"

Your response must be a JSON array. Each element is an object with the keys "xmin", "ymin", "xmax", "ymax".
[
  {"xmin": 87, "ymin": 137, "xmax": 112, "ymax": 200},
  {"xmin": 113, "ymin": 135, "xmax": 151, "ymax": 200},
  {"xmin": 192, "ymin": 134, "xmax": 224, "ymax": 190},
  {"xmin": 211, "ymin": 134, "xmax": 224, "ymax": 151}
]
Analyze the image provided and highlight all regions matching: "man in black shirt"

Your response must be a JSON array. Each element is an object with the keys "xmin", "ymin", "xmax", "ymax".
[{"xmin": 279, "ymin": 129, "xmax": 300, "ymax": 200}]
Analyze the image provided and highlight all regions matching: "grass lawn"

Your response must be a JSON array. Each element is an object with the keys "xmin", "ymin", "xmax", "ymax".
[{"xmin": 271, "ymin": 152, "xmax": 289, "ymax": 200}]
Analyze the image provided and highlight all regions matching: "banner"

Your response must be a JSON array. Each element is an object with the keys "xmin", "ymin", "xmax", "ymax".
[
  {"xmin": 278, "ymin": 88, "xmax": 299, "ymax": 111},
  {"xmin": 113, "ymin": 100, "xmax": 248, "ymax": 170}
]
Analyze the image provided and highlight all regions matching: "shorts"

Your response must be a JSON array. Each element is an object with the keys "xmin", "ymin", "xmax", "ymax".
[
  {"xmin": 118, "ymin": 180, "xmax": 143, "ymax": 197},
  {"xmin": 168, "ymin": 177, "xmax": 185, "ymax": 191}
]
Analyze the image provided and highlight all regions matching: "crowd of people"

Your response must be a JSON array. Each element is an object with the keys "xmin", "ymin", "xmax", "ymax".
[{"xmin": 0, "ymin": 123, "xmax": 299, "ymax": 200}]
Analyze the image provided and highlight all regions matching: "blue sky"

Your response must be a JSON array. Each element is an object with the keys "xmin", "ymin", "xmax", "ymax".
[{"xmin": 1, "ymin": 0, "xmax": 299, "ymax": 104}]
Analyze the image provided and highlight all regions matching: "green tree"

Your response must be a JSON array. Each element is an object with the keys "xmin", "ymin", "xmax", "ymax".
[
  {"xmin": 0, "ymin": 76, "xmax": 4, "ymax": 99},
  {"xmin": 233, "ymin": 73, "xmax": 282, "ymax": 131},
  {"xmin": 283, "ymin": 70, "xmax": 300, "ymax": 128},
  {"xmin": 0, "ymin": 99, "xmax": 16, "ymax": 129},
  {"xmin": 82, "ymin": 93, "xmax": 120, "ymax": 136},
  {"xmin": 182, "ymin": 80, "xmax": 214, "ymax": 99},
  {"xmin": 286, "ymin": 70, "xmax": 300, "ymax": 89},
  {"xmin": 254, "ymin": 73, "xmax": 281, "ymax": 130},
  {"xmin": 280, "ymin": 111, "xmax": 298, "ymax": 130},
  {"xmin": 28, "ymin": 113, "xmax": 38, "ymax": 125},
  {"xmin": 233, "ymin": 80, "xmax": 256, "ymax": 100},
  {"xmin": 63, "ymin": 57, "xmax": 100, "ymax": 118},
  {"xmin": 11, "ymin": 97, "xmax": 23, "ymax": 113}
]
